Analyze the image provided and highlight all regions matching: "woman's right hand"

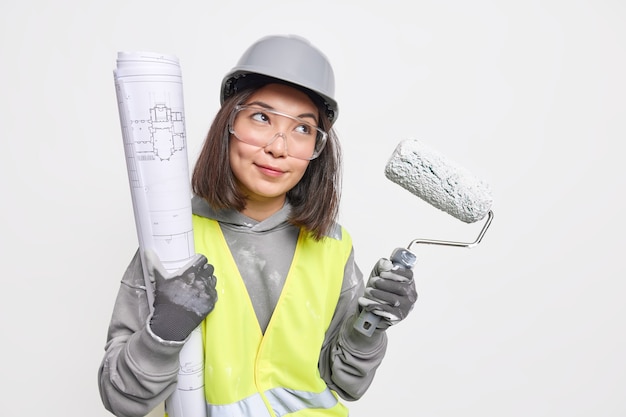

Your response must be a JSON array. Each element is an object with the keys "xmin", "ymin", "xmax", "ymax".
[{"xmin": 145, "ymin": 250, "xmax": 218, "ymax": 341}]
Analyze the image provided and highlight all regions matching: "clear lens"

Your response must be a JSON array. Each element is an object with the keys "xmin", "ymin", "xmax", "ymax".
[{"xmin": 229, "ymin": 105, "xmax": 327, "ymax": 160}]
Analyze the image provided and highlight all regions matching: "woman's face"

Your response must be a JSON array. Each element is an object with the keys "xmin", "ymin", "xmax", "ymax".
[{"xmin": 229, "ymin": 83, "xmax": 317, "ymax": 212}]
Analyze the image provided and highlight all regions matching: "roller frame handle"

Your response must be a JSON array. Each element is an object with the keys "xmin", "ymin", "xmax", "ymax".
[{"xmin": 353, "ymin": 247, "xmax": 417, "ymax": 337}]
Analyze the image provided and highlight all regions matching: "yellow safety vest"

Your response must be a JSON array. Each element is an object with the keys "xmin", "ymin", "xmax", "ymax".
[{"xmin": 193, "ymin": 215, "xmax": 352, "ymax": 417}]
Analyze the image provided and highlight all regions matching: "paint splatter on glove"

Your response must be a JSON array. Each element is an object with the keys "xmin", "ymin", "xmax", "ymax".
[
  {"xmin": 358, "ymin": 258, "xmax": 417, "ymax": 330},
  {"xmin": 145, "ymin": 250, "xmax": 218, "ymax": 341}
]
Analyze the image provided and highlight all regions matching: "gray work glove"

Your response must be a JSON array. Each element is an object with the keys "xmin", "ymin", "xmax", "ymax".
[
  {"xmin": 145, "ymin": 250, "xmax": 218, "ymax": 341},
  {"xmin": 358, "ymin": 258, "xmax": 418, "ymax": 330}
]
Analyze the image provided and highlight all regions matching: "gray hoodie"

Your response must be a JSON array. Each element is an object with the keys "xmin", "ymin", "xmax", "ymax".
[{"xmin": 98, "ymin": 196, "xmax": 388, "ymax": 417}]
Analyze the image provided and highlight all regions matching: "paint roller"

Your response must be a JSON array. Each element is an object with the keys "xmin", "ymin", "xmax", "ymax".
[{"xmin": 354, "ymin": 138, "xmax": 495, "ymax": 336}]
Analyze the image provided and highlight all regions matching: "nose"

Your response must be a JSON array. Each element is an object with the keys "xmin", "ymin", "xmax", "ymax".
[{"xmin": 264, "ymin": 132, "xmax": 289, "ymax": 157}]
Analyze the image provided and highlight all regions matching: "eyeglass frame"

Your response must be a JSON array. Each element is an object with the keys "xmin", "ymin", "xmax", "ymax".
[{"xmin": 228, "ymin": 104, "xmax": 328, "ymax": 161}]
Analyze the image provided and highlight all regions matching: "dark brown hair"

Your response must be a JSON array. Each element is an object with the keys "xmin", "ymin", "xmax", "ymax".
[{"xmin": 191, "ymin": 84, "xmax": 342, "ymax": 241}]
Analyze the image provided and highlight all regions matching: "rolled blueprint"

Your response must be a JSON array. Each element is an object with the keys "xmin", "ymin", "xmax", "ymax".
[{"xmin": 114, "ymin": 51, "xmax": 206, "ymax": 417}]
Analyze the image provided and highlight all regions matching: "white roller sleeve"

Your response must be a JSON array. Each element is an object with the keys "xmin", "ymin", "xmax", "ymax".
[{"xmin": 384, "ymin": 139, "xmax": 493, "ymax": 223}]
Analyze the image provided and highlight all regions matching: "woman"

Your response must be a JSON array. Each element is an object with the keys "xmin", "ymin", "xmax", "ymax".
[{"xmin": 99, "ymin": 34, "xmax": 417, "ymax": 417}]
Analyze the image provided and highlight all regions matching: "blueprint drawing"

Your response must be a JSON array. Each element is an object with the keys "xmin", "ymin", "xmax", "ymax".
[{"xmin": 114, "ymin": 51, "xmax": 206, "ymax": 417}]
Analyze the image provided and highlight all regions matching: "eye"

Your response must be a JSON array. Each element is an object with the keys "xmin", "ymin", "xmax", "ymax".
[
  {"xmin": 250, "ymin": 111, "xmax": 270, "ymax": 124},
  {"xmin": 295, "ymin": 123, "xmax": 313, "ymax": 136}
]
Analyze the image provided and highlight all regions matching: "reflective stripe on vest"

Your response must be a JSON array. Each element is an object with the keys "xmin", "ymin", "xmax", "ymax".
[
  {"xmin": 193, "ymin": 215, "xmax": 351, "ymax": 417},
  {"xmin": 206, "ymin": 387, "xmax": 338, "ymax": 417},
  {"xmin": 266, "ymin": 387, "xmax": 339, "ymax": 416}
]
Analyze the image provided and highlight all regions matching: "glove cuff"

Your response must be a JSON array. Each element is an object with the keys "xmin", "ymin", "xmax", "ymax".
[
  {"xmin": 124, "ymin": 324, "xmax": 185, "ymax": 376},
  {"xmin": 341, "ymin": 314, "xmax": 387, "ymax": 354}
]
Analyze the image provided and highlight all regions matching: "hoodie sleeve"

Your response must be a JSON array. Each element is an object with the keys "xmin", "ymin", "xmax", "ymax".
[
  {"xmin": 97, "ymin": 250, "xmax": 186, "ymax": 417},
  {"xmin": 318, "ymin": 249, "xmax": 388, "ymax": 401}
]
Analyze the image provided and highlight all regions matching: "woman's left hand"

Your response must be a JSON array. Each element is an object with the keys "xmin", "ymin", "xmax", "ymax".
[{"xmin": 358, "ymin": 258, "xmax": 418, "ymax": 330}]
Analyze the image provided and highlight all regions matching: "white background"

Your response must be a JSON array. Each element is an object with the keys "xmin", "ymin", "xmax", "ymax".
[{"xmin": 1, "ymin": 0, "xmax": 624, "ymax": 416}]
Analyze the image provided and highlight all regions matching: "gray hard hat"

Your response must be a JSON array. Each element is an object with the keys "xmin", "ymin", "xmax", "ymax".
[{"xmin": 221, "ymin": 34, "xmax": 338, "ymax": 124}]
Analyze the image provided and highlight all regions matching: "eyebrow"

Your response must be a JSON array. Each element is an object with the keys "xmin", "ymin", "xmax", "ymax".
[{"xmin": 245, "ymin": 100, "xmax": 319, "ymax": 124}]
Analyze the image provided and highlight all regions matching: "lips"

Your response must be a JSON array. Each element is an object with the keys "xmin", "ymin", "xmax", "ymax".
[{"xmin": 255, "ymin": 163, "xmax": 285, "ymax": 177}]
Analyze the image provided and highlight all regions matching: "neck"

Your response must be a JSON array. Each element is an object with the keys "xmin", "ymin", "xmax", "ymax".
[{"xmin": 242, "ymin": 196, "xmax": 286, "ymax": 221}]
